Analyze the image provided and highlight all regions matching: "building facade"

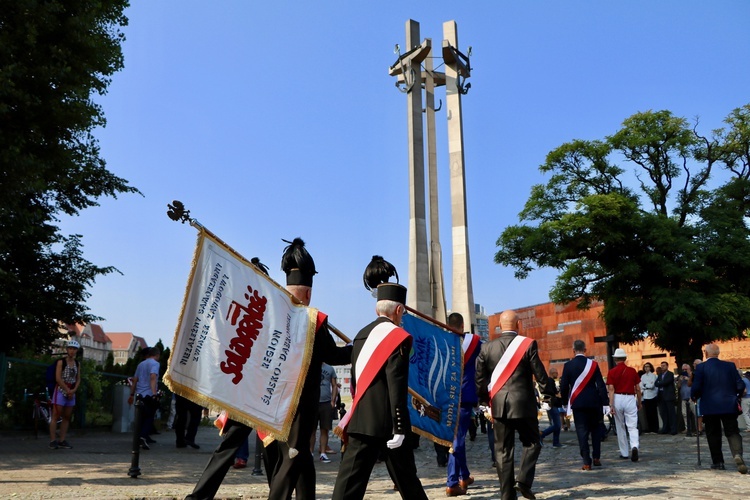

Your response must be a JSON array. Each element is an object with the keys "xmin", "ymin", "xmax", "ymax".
[
  {"xmin": 488, "ymin": 301, "xmax": 750, "ymax": 376},
  {"xmin": 55, "ymin": 324, "xmax": 148, "ymax": 367}
]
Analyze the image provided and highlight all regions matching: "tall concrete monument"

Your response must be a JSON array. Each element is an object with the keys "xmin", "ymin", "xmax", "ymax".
[{"xmin": 389, "ymin": 19, "xmax": 475, "ymax": 331}]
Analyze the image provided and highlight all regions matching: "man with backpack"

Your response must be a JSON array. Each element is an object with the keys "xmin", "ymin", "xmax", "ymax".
[{"xmin": 49, "ymin": 340, "xmax": 81, "ymax": 449}]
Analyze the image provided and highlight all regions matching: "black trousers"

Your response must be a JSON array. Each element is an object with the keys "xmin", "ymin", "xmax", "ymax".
[
  {"xmin": 703, "ymin": 413, "xmax": 744, "ymax": 466},
  {"xmin": 332, "ymin": 433, "xmax": 428, "ymax": 500},
  {"xmin": 658, "ymin": 397, "xmax": 678, "ymax": 434},
  {"xmin": 139, "ymin": 395, "xmax": 159, "ymax": 439},
  {"xmin": 266, "ymin": 402, "xmax": 320, "ymax": 500},
  {"xmin": 642, "ymin": 397, "xmax": 659, "ymax": 432},
  {"xmin": 493, "ymin": 417, "xmax": 542, "ymax": 500},
  {"xmin": 572, "ymin": 408, "xmax": 602, "ymax": 464},
  {"xmin": 174, "ymin": 396, "xmax": 202, "ymax": 446},
  {"xmin": 187, "ymin": 420, "xmax": 275, "ymax": 500}
]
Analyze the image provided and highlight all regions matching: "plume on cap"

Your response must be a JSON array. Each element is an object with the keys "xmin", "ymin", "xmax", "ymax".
[
  {"xmin": 250, "ymin": 257, "xmax": 270, "ymax": 276},
  {"xmin": 363, "ymin": 255, "xmax": 399, "ymax": 291},
  {"xmin": 281, "ymin": 237, "xmax": 317, "ymax": 287}
]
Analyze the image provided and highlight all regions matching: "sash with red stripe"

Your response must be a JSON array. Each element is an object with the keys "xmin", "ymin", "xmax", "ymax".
[
  {"xmin": 334, "ymin": 320, "xmax": 409, "ymax": 437},
  {"xmin": 256, "ymin": 311, "xmax": 328, "ymax": 445},
  {"xmin": 566, "ymin": 358, "xmax": 597, "ymax": 416},
  {"xmin": 462, "ymin": 333, "xmax": 480, "ymax": 366},
  {"xmin": 489, "ymin": 335, "xmax": 534, "ymax": 400}
]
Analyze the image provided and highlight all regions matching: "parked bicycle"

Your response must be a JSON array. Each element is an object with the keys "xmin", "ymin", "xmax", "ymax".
[{"xmin": 27, "ymin": 389, "xmax": 59, "ymax": 438}]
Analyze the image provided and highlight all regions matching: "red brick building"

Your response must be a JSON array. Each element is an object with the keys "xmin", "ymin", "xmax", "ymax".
[{"xmin": 488, "ymin": 301, "xmax": 750, "ymax": 376}]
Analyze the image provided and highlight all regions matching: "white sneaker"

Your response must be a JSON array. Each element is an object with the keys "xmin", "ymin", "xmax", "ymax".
[{"xmin": 320, "ymin": 453, "xmax": 331, "ymax": 463}]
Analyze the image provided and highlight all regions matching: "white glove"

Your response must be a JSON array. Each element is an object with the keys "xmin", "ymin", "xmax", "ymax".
[
  {"xmin": 478, "ymin": 405, "xmax": 492, "ymax": 421},
  {"xmin": 386, "ymin": 434, "xmax": 405, "ymax": 449},
  {"xmin": 603, "ymin": 405, "xmax": 611, "ymax": 416},
  {"xmin": 562, "ymin": 405, "xmax": 568, "ymax": 414}
]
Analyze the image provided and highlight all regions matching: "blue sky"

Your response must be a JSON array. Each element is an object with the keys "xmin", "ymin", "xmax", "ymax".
[{"xmin": 59, "ymin": 2, "xmax": 750, "ymax": 348}]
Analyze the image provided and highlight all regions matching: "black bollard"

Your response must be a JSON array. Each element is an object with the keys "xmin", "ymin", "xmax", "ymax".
[
  {"xmin": 128, "ymin": 394, "xmax": 144, "ymax": 478},
  {"xmin": 252, "ymin": 432, "xmax": 264, "ymax": 476}
]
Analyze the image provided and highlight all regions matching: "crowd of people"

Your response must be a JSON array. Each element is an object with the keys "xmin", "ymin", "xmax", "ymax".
[{"xmin": 106, "ymin": 238, "xmax": 749, "ymax": 500}]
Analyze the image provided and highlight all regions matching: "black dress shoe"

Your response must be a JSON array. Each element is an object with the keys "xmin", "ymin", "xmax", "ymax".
[
  {"xmin": 145, "ymin": 437, "xmax": 157, "ymax": 444},
  {"xmin": 186, "ymin": 442, "xmax": 200, "ymax": 449},
  {"xmin": 515, "ymin": 482, "xmax": 536, "ymax": 499},
  {"xmin": 176, "ymin": 442, "xmax": 187, "ymax": 448},
  {"xmin": 711, "ymin": 463, "xmax": 726, "ymax": 470}
]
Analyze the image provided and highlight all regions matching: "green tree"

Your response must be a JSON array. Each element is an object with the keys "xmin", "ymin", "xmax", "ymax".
[
  {"xmin": 496, "ymin": 105, "xmax": 750, "ymax": 363},
  {"xmin": 0, "ymin": 0, "xmax": 137, "ymax": 354}
]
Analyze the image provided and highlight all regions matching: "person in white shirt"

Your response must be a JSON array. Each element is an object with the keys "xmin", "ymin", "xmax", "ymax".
[{"xmin": 639, "ymin": 362, "xmax": 658, "ymax": 434}]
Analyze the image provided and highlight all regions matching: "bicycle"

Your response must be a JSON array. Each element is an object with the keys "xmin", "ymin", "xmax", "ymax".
[{"xmin": 29, "ymin": 389, "xmax": 58, "ymax": 439}]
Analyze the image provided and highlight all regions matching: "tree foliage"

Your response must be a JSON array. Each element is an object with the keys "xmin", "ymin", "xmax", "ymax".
[
  {"xmin": 496, "ymin": 104, "xmax": 750, "ymax": 362},
  {"xmin": 0, "ymin": 0, "xmax": 137, "ymax": 354}
]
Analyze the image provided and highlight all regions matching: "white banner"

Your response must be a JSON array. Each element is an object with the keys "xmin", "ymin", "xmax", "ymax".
[{"xmin": 164, "ymin": 229, "xmax": 316, "ymax": 441}]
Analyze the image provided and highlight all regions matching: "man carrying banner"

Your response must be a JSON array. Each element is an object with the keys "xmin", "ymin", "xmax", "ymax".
[
  {"xmin": 332, "ymin": 282, "xmax": 428, "ymax": 500},
  {"xmin": 446, "ymin": 312, "xmax": 481, "ymax": 497},
  {"xmin": 559, "ymin": 339, "xmax": 608, "ymax": 471},
  {"xmin": 266, "ymin": 238, "xmax": 353, "ymax": 500},
  {"xmin": 186, "ymin": 258, "xmax": 276, "ymax": 500},
  {"xmin": 476, "ymin": 309, "xmax": 548, "ymax": 500}
]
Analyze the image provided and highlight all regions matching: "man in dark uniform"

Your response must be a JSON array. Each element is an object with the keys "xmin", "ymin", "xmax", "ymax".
[
  {"xmin": 331, "ymin": 282, "xmax": 428, "ymax": 500},
  {"xmin": 186, "ymin": 258, "xmax": 276, "ymax": 500},
  {"xmin": 476, "ymin": 309, "xmax": 548, "ymax": 500},
  {"xmin": 266, "ymin": 238, "xmax": 353, "ymax": 500},
  {"xmin": 559, "ymin": 340, "xmax": 607, "ymax": 471}
]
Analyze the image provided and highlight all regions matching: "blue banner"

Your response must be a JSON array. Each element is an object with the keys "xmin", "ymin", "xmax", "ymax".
[{"xmin": 402, "ymin": 313, "xmax": 462, "ymax": 447}]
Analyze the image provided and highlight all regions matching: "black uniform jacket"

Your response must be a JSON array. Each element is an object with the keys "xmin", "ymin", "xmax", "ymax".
[{"xmin": 346, "ymin": 316, "xmax": 413, "ymax": 438}]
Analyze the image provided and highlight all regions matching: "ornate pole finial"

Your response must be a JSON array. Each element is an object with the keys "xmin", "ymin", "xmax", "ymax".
[{"xmin": 166, "ymin": 200, "xmax": 191, "ymax": 224}]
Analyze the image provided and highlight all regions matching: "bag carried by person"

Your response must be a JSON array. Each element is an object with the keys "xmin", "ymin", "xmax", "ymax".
[{"xmin": 45, "ymin": 358, "xmax": 79, "ymax": 395}]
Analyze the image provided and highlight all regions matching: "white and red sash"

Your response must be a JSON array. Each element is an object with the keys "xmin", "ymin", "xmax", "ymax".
[
  {"xmin": 489, "ymin": 335, "xmax": 534, "ymax": 400},
  {"xmin": 566, "ymin": 358, "xmax": 598, "ymax": 416},
  {"xmin": 462, "ymin": 333, "xmax": 480, "ymax": 366},
  {"xmin": 334, "ymin": 320, "xmax": 409, "ymax": 436}
]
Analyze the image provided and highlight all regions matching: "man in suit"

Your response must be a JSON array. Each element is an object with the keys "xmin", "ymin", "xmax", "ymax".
[
  {"xmin": 331, "ymin": 282, "xmax": 428, "ymax": 500},
  {"xmin": 186, "ymin": 258, "xmax": 276, "ymax": 499},
  {"xmin": 655, "ymin": 361, "xmax": 677, "ymax": 434},
  {"xmin": 691, "ymin": 343, "xmax": 747, "ymax": 474},
  {"xmin": 559, "ymin": 340, "xmax": 608, "ymax": 471},
  {"xmin": 476, "ymin": 309, "xmax": 548, "ymax": 500}
]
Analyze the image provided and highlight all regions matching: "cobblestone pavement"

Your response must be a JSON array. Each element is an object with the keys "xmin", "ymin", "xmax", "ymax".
[{"xmin": 2, "ymin": 424, "xmax": 748, "ymax": 499}]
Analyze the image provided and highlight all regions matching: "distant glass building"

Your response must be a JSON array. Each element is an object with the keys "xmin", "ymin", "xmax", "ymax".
[{"xmin": 474, "ymin": 303, "xmax": 489, "ymax": 341}]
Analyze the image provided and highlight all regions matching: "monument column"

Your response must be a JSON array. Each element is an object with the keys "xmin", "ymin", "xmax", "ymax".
[
  {"xmin": 389, "ymin": 19, "xmax": 432, "ymax": 315},
  {"xmin": 443, "ymin": 20, "xmax": 476, "ymax": 330}
]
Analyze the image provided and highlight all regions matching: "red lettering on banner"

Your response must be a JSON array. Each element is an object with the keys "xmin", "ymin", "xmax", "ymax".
[{"xmin": 220, "ymin": 285, "xmax": 268, "ymax": 384}]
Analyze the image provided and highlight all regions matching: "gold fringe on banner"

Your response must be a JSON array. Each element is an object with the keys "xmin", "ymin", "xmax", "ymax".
[{"xmin": 163, "ymin": 224, "xmax": 317, "ymax": 442}]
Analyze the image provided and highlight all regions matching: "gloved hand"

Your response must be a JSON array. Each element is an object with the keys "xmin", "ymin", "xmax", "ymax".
[
  {"xmin": 478, "ymin": 405, "xmax": 492, "ymax": 421},
  {"xmin": 386, "ymin": 434, "xmax": 405, "ymax": 449},
  {"xmin": 603, "ymin": 405, "xmax": 611, "ymax": 416}
]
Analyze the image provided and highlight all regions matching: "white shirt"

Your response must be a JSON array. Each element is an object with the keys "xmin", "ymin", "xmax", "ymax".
[{"xmin": 640, "ymin": 371, "xmax": 658, "ymax": 400}]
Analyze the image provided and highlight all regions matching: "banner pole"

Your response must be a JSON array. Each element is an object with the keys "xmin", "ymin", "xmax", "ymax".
[
  {"xmin": 328, "ymin": 322, "xmax": 437, "ymax": 411},
  {"xmin": 404, "ymin": 305, "xmax": 462, "ymax": 335}
]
